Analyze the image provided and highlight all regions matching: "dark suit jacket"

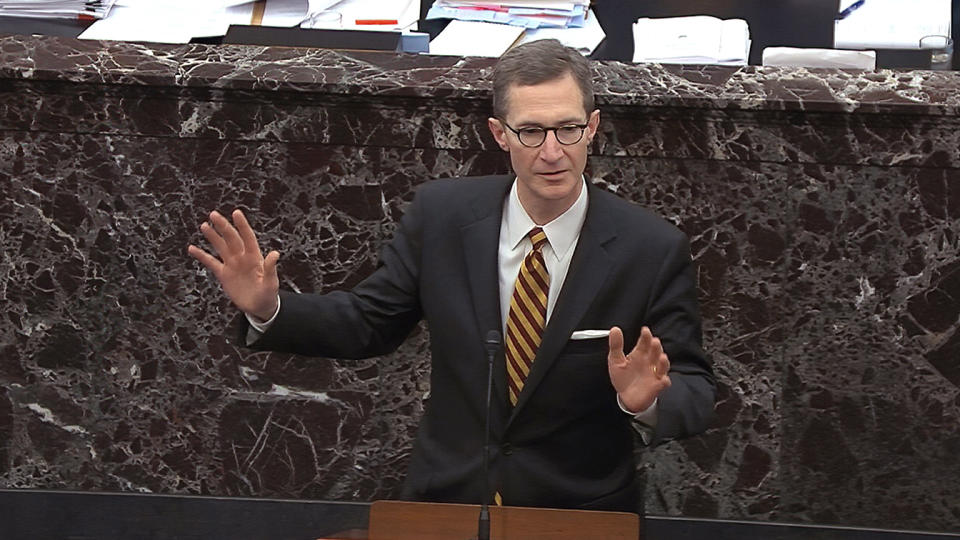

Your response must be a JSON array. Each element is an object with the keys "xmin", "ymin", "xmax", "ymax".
[{"xmin": 242, "ymin": 175, "xmax": 715, "ymax": 513}]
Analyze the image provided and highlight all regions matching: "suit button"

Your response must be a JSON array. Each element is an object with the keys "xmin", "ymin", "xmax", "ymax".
[{"xmin": 501, "ymin": 443, "xmax": 513, "ymax": 456}]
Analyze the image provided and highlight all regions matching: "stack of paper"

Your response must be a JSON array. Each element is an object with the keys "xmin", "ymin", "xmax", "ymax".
[
  {"xmin": 834, "ymin": 0, "xmax": 951, "ymax": 50},
  {"xmin": 79, "ymin": 0, "xmax": 264, "ymax": 43},
  {"xmin": 516, "ymin": 7, "xmax": 604, "ymax": 55},
  {"xmin": 0, "ymin": 0, "xmax": 117, "ymax": 20},
  {"xmin": 427, "ymin": 0, "xmax": 590, "ymax": 30},
  {"xmin": 633, "ymin": 16, "xmax": 751, "ymax": 65}
]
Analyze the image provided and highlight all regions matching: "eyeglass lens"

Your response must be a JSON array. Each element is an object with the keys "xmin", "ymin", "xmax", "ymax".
[{"xmin": 517, "ymin": 126, "xmax": 585, "ymax": 147}]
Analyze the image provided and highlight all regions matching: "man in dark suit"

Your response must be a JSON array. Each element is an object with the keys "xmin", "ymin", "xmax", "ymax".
[{"xmin": 188, "ymin": 39, "xmax": 715, "ymax": 513}]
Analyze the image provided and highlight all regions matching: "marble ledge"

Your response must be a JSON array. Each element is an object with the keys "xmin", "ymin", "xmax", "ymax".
[{"xmin": 4, "ymin": 34, "xmax": 960, "ymax": 116}]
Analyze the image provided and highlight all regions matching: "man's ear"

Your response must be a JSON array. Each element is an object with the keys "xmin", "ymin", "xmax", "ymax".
[
  {"xmin": 488, "ymin": 117, "xmax": 510, "ymax": 151},
  {"xmin": 585, "ymin": 109, "xmax": 600, "ymax": 145}
]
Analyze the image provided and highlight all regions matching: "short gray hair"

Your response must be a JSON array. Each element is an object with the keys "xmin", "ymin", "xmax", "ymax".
[{"xmin": 492, "ymin": 39, "xmax": 595, "ymax": 120}]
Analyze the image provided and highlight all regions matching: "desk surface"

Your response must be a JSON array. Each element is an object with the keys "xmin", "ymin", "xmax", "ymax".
[{"xmin": 2, "ymin": 1, "xmax": 955, "ymax": 69}]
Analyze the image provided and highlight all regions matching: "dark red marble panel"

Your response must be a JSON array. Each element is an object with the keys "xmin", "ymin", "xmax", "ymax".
[{"xmin": 1, "ymin": 33, "xmax": 958, "ymax": 535}]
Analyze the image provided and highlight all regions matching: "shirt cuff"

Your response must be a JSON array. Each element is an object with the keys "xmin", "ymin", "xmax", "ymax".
[
  {"xmin": 617, "ymin": 395, "xmax": 658, "ymax": 445},
  {"xmin": 618, "ymin": 395, "xmax": 658, "ymax": 421},
  {"xmin": 244, "ymin": 295, "xmax": 281, "ymax": 344}
]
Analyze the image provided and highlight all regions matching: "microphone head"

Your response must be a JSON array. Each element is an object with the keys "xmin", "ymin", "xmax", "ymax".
[{"xmin": 484, "ymin": 330, "xmax": 502, "ymax": 354}]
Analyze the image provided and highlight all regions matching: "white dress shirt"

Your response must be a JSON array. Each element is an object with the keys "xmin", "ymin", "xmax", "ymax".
[
  {"xmin": 497, "ymin": 178, "xmax": 586, "ymax": 334},
  {"xmin": 497, "ymin": 178, "xmax": 657, "ymax": 433}
]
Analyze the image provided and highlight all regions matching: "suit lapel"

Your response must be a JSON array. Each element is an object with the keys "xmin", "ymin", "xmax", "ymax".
[
  {"xmin": 508, "ymin": 185, "xmax": 617, "ymax": 424},
  {"xmin": 461, "ymin": 175, "xmax": 514, "ymax": 406}
]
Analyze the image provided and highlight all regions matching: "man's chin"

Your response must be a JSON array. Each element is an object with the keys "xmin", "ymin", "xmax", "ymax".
[{"xmin": 535, "ymin": 179, "xmax": 581, "ymax": 199}]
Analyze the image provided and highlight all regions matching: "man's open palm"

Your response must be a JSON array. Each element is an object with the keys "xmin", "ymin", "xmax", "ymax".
[
  {"xmin": 187, "ymin": 209, "xmax": 280, "ymax": 322},
  {"xmin": 607, "ymin": 326, "xmax": 671, "ymax": 413}
]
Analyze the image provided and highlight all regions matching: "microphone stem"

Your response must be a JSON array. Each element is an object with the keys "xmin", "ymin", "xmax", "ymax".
[{"xmin": 478, "ymin": 331, "xmax": 499, "ymax": 540}]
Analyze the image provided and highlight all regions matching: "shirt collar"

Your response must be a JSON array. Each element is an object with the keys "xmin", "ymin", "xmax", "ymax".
[{"xmin": 504, "ymin": 177, "xmax": 589, "ymax": 261}]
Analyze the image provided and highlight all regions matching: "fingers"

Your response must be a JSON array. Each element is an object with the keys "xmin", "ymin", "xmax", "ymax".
[
  {"xmin": 199, "ymin": 220, "xmax": 228, "ymax": 258},
  {"xmin": 654, "ymin": 352, "xmax": 670, "ymax": 381},
  {"xmin": 209, "ymin": 210, "xmax": 245, "ymax": 256},
  {"xmin": 232, "ymin": 209, "xmax": 261, "ymax": 256},
  {"xmin": 627, "ymin": 326, "xmax": 671, "ymax": 379},
  {"xmin": 630, "ymin": 326, "xmax": 654, "ymax": 357},
  {"xmin": 187, "ymin": 244, "xmax": 223, "ymax": 275}
]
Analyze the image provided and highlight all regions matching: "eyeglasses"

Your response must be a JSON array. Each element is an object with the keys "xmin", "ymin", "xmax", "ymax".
[{"xmin": 499, "ymin": 120, "xmax": 589, "ymax": 148}]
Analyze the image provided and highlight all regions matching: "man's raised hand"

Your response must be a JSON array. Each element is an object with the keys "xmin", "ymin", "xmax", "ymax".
[
  {"xmin": 607, "ymin": 326, "xmax": 671, "ymax": 413},
  {"xmin": 187, "ymin": 209, "xmax": 280, "ymax": 322}
]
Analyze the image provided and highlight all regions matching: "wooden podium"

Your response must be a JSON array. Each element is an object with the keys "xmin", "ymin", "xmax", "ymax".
[{"xmin": 363, "ymin": 500, "xmax": 641, "ymax": 540}]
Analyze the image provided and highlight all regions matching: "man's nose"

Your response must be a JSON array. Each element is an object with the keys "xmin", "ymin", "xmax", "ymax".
[{"xmin": 538, "ymin": 131, "xmax": 564, "ymax": 161}]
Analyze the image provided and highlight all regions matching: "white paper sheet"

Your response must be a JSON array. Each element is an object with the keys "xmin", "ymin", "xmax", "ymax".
[
  {"xmin": 79, "ymin": 0, "xmax": 253, "ymax": 43},
  {"xmin": 429, "ymin": 19, "xmax": 525, "ymax": 57},
  {"xmin": 762, "ymin": 47, "xmax": 877, "ymax": 69},
  {"xmin": 834, "ymin": 0, "xmax": 951, "ymax": 50}
]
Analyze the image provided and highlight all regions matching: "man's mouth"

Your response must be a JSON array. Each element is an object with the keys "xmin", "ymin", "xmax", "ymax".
[{"xmin": 538, "ymin": 170, "xmax": 567, "ymax": 177}]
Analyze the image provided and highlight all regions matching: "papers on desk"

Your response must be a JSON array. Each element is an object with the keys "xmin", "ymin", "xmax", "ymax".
[
  {"xmin": 0, "ymin": 0, "xmax": 117, "ymax": 20},
  {"xmin": 516, "ymin": 7, "xmax": 604, "ymax": 55},
  {"xmin": 762, "ymin": 47, "xmax": 877, "ymax": 70},
  {"xmin": 428, "ymin": 7, "xmax": 604, "ymax": 57},
  {"xmin": 79, "ymin": 0, "xmax": 258, "ymax": 42},
  {"xmin": 78, "ymin": 0, "xmax": 420, "ymax": 44},
  {"xmin": 834, "ymin": 0, "xmax": 951, "ymax": 50},
  {"xmin": 633, "ymin": 16, "xmax": 751, "ymax": 65},
  {"xmin": 427, "ymin": 0, "xmax": 589, "ymax": 30},
  {"xmin": 302, "ymin": 0, "xmax": 418, "ymax": 32},
  {"xmin": 429, "ymin": 19, "xmax": 524, "ymax": 57}
]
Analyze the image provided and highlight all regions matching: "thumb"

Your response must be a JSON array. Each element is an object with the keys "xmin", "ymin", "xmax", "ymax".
[
  {"xmin": 608, "ymin": 326, "xmax": 625, "ymax": 361},
  {"xmin": 263, "ymin": 250, "xmax": 281, "ymax": 282}
]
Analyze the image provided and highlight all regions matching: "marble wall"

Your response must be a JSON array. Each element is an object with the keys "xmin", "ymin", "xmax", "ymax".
[{"xmin": 1, "ymin": 35, "xmax": 958, "ymax": 533}]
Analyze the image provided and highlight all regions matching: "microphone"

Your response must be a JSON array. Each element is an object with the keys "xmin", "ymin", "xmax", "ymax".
[{"xmin": 478, "ymin": 330, "xmax": 501, "ymax": 540}]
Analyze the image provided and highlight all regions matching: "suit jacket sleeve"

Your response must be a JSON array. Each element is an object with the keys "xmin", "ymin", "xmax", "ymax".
[
  {"xmin": 233, "ymin": 189, "xmax": 427, "ymax": 359},
  {"xmin": 642, "ymin": 232, "xmax": 716, "ymax": 446}
]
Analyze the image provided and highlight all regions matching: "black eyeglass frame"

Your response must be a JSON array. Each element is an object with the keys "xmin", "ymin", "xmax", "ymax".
[{"xmin": 498, "ymin": 120, "xmax": 590, "ymax": 148}]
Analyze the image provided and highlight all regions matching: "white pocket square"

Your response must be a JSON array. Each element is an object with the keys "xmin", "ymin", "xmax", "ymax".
[{"xmin": 570, "ymin": 329, "xmax": 611, "ymax": 340}]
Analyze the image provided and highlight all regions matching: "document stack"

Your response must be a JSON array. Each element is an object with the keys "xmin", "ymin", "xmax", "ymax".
[
  {"xmin": 0, "ymin": 0, "xmax": 116, "ymax": 20},
  {"xmin": 633, "ymin": 16, "xmax": 751, "ymax": 65},
  {"xmin": 427, "ymin": 0, "xmax": 590, "ymax": 29}
]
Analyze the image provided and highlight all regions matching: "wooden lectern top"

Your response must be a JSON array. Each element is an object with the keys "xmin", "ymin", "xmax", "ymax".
[{"xmin": 364, "ymin": 500, "xmax": 640, "ymax": 540}]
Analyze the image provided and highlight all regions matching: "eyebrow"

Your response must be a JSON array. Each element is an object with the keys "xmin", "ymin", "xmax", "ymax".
[{"xmin": 514, "ymin": 118, "xmax": 587, "ymax": 128}]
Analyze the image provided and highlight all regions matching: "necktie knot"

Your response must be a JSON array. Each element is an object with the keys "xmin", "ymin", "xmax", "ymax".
[{"xmin": 528, "ymin": 227, "xmax": 548, "ymax": 251}]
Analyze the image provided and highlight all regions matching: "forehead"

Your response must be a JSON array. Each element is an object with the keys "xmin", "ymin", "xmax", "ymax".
[{"xmin": 503, "ymin": 73, "xmax": 586, "ymax": 125}]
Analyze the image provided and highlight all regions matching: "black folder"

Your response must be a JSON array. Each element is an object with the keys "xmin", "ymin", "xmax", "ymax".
[{"xmin": 223, "ymin": 24, "xmax": 401, "ymax": 51}]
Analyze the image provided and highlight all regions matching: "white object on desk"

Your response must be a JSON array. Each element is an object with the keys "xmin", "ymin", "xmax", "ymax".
[
  {"xmin": 633, "ymin": 15, "xmax": 751, "ymax": 65},
  {"xmin": 428, "ymin": 0, "xmax": 589, "ymax": 30},
  {"xmin": 428, "ymin": 19, "xmax": 525, "ymax": 57},
  {"xmin": 78, "ymin": 0, "xmax": 254, "ymax": 43},
  {"xmin": 0, "ymin": 0, "xmax": 117, "ymax": 20},
  {"xmin": 516, "ymin": 7, "xmax": 605, "ymax": 55},
  {"xmin": 762, "ymin": 47, "xmax": 876, "ymax": 70},
  {"xmin": 834, "ymin": 0, "xmax": 951, "ymax": 50},
  {"xmin": 301, "ymin": 0, "xmax": 418, "ymax": 31}
]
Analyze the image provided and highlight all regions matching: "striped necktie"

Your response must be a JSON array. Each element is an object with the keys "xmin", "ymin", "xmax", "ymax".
[{"xmin": 505, "ymin": 227, "xmax": 549, "ymax": 406}]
